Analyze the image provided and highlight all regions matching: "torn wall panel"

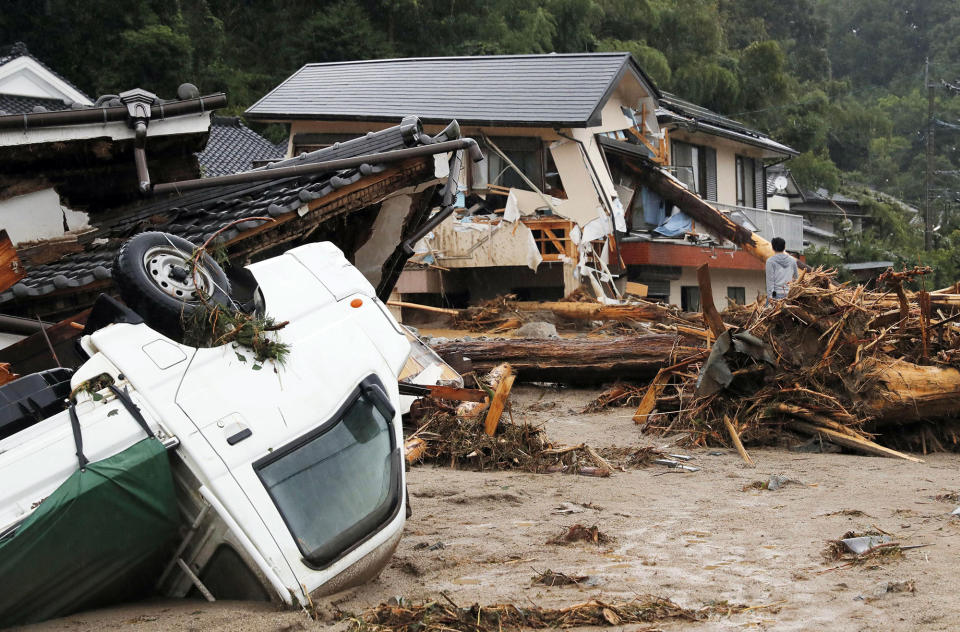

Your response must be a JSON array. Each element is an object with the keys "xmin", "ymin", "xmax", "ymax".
[{"xmin": 428, "ymin": 217, "xmax": 543, "ymax": 271}]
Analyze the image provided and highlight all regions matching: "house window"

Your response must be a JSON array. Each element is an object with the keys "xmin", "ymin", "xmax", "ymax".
[
  {"xmin": 484, "ymin": 137, "xmax": 545, "ymax": 191},
  {"xmin": 680, "ymin": 286, "xmax": 701, "ymax": 312},
  {"xmin": 671, "ymin": 140, "xmax": 708, "ymax": 198},
  {"xmin": 727, "ymin": 286, "xmax": 746, "ymax": 305},
  {"xmin": 736, "ymin": 155, "xmax": 756, "ymax": 208}
]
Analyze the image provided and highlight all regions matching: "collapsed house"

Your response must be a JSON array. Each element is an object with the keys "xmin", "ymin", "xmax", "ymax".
[{"xmin": 247, "ymin": 53, "xmax": 800, "ymax": 312}]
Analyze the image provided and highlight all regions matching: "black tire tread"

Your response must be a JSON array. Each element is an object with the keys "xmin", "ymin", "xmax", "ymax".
[{"xmin": 112, "ymin": 232, "xmax": 231, "ymax": 339}]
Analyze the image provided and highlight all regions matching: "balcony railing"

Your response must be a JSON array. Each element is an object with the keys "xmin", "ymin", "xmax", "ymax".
[{"xmin": 713, "ymin": 202, "xmax": 804, "ymax": 252}]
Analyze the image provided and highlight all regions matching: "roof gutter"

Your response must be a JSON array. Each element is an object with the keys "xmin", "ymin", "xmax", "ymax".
[
  {"xmin": 149, "ymin": 137, "xmax": 483, "ymax": 196},
  {"xmin": 0, "ymin": 93, "xmax": 226, "ymax": 130}
]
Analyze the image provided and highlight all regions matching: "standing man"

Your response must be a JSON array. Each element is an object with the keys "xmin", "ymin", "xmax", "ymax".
[{"xmin": 765, "ymin": 237, "xmax": 798, "ymax": 300}]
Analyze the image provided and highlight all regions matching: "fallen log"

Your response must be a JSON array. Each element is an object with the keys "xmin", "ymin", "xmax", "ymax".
[
  {"xmin": 432, "ymin": 334, "xmax": 697, "ymax": 383},
  {"xmin": 507, "ymin": 300, "xmax": 675, "ymax": 323},
  {"xmin": 858, "ymin": 357, "xmax": 960, "ymax": 424}
]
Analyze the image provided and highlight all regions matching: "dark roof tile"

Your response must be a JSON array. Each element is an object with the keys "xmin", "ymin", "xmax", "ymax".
[
  {"xmin": 0, "ymin": 119, "xmax": 443, "ymax": 306},
  {"xmin": 246, "ymin": 53, "xmax": 658, "ymax": 127},
  {"xmin": 196, "ymin": 116, "xmax": 286, "ymax": 177}
]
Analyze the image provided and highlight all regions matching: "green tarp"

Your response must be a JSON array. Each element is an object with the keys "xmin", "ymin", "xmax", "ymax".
[{"xmin": 0, "ymin": 437, "xmax": 180, "ymax": 627}]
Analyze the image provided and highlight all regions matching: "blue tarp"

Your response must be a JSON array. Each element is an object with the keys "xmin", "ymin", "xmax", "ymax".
[{"xmin": 654, "ymin": 211, "xmax": 693, "ymax": 237}]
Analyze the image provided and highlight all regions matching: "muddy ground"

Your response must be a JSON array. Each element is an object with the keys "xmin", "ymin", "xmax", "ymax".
[{"xmin": 21, "ymin": 385, "xmax": 960, "ymax": 632}]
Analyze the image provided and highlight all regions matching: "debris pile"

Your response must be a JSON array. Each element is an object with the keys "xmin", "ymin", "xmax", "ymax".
[
  {"xmin": 546, "ymin": 524, "xmax": 611, "ymax": 546},
  {"xmin": 345, "ymin": 597, "xmax": 754, "ymax": 632},
  {"xmin": 635, "ymin": 267, "xmax": 960, "ymax": 456}
]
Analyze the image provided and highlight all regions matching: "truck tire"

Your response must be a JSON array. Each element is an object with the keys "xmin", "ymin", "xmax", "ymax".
[{"xmin": 113, "ymin": 232, "xmax": 232, "ymax": 339}]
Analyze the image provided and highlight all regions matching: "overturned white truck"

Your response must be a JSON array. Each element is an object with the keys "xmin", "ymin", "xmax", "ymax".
[{"xmin": 0, "ymin": 235, "xmax": 416, "ymax": 625}]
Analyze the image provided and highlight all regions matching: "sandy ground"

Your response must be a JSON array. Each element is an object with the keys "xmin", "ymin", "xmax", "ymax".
[{"xmin": 20, "ymin": 385, "xmax": 960, "ymax": 632}]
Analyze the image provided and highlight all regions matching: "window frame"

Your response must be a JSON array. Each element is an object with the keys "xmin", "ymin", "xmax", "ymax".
[
  {"xmin": 671, "ymin": 140, "xmax": 709, "ymax": 198},
  {"xmin": 253, "ymin": 375, "xmax": 402, "ymax": 570},
  {"xmin": 735, "ymin": 155, "xmax": 756, "ymax": 208}
]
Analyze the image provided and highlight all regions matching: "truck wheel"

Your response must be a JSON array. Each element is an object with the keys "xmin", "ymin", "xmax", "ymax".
[{"xmin": 113, "ymin": 232, "xmax": 232, "ymax": 339}]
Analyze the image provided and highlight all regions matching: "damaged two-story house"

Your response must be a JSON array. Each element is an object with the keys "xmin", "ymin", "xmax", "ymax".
[{"xmin": 248, "ymin": 53, "xmax": 800, "ymax": 312}]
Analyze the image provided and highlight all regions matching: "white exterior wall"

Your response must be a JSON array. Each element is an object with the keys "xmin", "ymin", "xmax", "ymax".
[
  {"xmin": 669, "ymin": 266, "xmax": 766, "ymax": 311},
  {"xmin": 715, "ymin": 148, "xmax": 737, "ymax": 205},
  {"xmin": 0, "ymin": 188, "xmax": 90, "ymax": 245}
]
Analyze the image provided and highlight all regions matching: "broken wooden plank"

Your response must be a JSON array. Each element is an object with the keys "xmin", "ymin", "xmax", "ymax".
[
  {"xmin": 632, "ymin": 351, "xmax": 709, "ymax": 423},
  {"xmin": 723, "ymin": 414, "xmax": 754, "ymax": 466},
  {"xmin": 386, "ymin": 300, "xmax": 461, "ymax": 315},
  {"xmin": 0, "ymin": 230, "xmax": 24, "ymax": 292},
  {"xmin": 404, "ymin": 437, "xmax": 427, "ymax": 463},
  {"xmin": 484, "ymin": 370, "xmax": 516, "ymax": 436},
  {"xmin": 787, "ymin": 420, "xmax": 923, "ymax": 463},
  {"xmin": 697, "ymin": 263, "xmax": 727, "ymax": 338}
]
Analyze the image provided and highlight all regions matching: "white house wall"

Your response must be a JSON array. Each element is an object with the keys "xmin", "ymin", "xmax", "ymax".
[
  {"xmin": 0, "ymin": 188, "xmax": 90, "ymax": 245},
  {"xmin": 671, "ymin": 266, "xmax": 766, "ymax": 311}
]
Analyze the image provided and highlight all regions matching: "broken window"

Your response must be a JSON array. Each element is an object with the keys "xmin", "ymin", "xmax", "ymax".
[
  {"xmin": 485, "ymin": 137, "xmax": 544, "ymax": 191},
  {"xmin": 736, "ymin": 155, "xmax": 756, "ymax": 208},
  {"xmin": 727, "ymin": 286, "xmax": 746, "ymax": 305},
  {"xmin": 680, "ymin": 286, "xmax": 701, "ymax": 312},
  {"xmin": 671, "ymin": 141, "xmax": 710, "ymax": 198}
]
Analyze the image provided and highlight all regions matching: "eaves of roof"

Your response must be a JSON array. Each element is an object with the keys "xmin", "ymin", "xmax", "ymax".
[{"xmin": 658, "ymin": 106, "xmax": 797, "ymax": 157}]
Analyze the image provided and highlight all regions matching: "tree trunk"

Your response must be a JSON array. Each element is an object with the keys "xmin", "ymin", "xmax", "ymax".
[
  {"xmin": 431, "ymin": 334, "xmax": 697, "ymax": 383},
  {"xmin": 507, "ymin": 301, "xmax": 676, "ymax": 323},
  {"xmin": 859, "ymin": 357, "xmax": 960, "ymax": 424}
]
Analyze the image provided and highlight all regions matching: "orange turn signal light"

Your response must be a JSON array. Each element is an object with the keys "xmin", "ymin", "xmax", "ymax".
[{"xmin": 350, "ymin": 298, "xmax": 363, "ymax": 308}]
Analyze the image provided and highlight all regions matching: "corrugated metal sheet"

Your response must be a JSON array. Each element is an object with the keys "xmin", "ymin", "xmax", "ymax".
[{"xmin": 247, "ymin": 53, "xmax": 652, "ymax": 127}]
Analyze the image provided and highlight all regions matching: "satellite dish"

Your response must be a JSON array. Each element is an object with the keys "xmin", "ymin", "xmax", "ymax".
[{"xmin": 774, "ymin": 175, "xmax": 789, "ymax": 193}]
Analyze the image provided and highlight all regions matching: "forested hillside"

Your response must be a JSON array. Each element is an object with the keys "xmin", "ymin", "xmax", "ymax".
[{"xmin": 3, "ymin": 0, "xmax": 959, "ymax": 280}]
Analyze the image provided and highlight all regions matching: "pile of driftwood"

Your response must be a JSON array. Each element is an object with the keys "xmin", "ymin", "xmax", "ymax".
[
  {"xmin": 634, "ymin": 265, "xmax": 960, "ymax": 458},
  {"xmin": 345, "ymin": 597, "xmax": 755, "ymax": 632},
  {"xmin": 404, "ymin": 363, "xmax": 614, "ymax": 475}
]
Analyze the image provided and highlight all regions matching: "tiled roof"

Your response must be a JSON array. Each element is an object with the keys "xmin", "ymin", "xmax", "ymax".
[
  {"xmin": 0, "ymin": 93, "xmax": 72, "ymax": 115},
  {"xmin": 0, "ymin": 41, "xmax": 91, "ymax": 103},
  {"xmin": 247, "ymin": 53, "xmax": 659, "ymax": 127},
  {"xmin": 0, "ymin": 118, "xmax": 444, "ymax": 306},
  {"xmin": 196, "ymin": 116, "xmax": 286, "ymax": 177}
]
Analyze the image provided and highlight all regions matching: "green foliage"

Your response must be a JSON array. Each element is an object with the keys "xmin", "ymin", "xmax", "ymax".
[
  {"xmin": 789, "ymin": 151, "xmax": 841, "ymax": 192},
  {"xmin": 4, "ymin": 0, "xmax": 960, "ymax": 250}
]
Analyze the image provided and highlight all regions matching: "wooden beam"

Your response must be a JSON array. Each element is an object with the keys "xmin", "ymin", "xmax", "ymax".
[
  {"xmin": 723, "ymin": 414, "xmax": 754, "ymax": 466},
  {"xmin": 787, "ymin": 420, "xmax": 923, "ymax": 463},
  {"xmin": 696, "ymin": 264, "xmax": 727, "ymax": 338},
  {"xmin": 0, "ymin": 230, "xmax": 24, "ymax": 292},
  {"xmin": 484, "ymin": 370, "xmax": 516, "ymax": 436},
  {"xmin": 387, "ymin": 300, "xmax": 460, "ymax": 315}
]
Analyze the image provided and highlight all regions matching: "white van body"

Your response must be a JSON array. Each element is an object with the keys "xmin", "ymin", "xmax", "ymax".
[{"xmin": 0, "ymin": 241, "xmax": 410, "ymax": 606}]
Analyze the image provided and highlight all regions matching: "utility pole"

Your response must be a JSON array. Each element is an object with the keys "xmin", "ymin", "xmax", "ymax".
[{"xmin": 925, "ymin": 58, "xmax": 936, "ymax": 251}]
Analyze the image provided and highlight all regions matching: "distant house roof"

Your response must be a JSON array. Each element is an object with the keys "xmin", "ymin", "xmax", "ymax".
[
  {"xmin": 0, "ymin": 42, "xmax": 92, "ymax": 105},
  {"xmin": 842, "ymin": 261, "xmax": 894, "ymax": 272},
  {"xmin": 657, "ymin": 92, "xmax": 797, "ymax": 158},
  {"xmin": 196, "ymin": 116, "xmax": 286, "ymax": 177},
  {"xmin": 246, "ymin": 53, "xmax": 659, "ymax": 127}
]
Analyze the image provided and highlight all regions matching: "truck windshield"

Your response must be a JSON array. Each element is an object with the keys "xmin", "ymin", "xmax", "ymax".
[{"xmin": 255, "ymin": 389, "xmax": 399, "ymax": 568}]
